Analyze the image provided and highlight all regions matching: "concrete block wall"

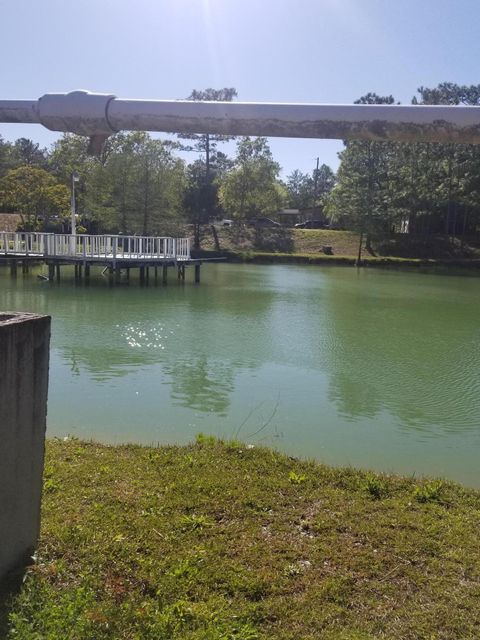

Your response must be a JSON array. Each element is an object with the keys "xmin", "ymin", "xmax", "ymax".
[{"xmin": 0, "ymin": 312, "xmax": 50, "ymax": 582}]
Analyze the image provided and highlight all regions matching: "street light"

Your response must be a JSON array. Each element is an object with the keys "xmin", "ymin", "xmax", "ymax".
[
  {"xmin": 71, "ymin": 171, "xmax": 80, "ymax": 236},
  {"xmin": 70, "ymin": 171, "xmax": 80, "ymax": 255}
]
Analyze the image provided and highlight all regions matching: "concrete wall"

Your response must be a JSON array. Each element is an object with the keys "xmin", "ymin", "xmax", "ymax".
[{"xmin": 0, "ymin": 312, "xmax": 50, "ymax": 582}]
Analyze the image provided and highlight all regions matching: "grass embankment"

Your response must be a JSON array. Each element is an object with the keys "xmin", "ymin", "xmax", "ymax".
[
  {"xmin": 196, "ymin": 249, "xmax": 451, "ymax": 268},
  {"xmin": 3, "ymin": 437, "xmax": 480, "ymax": 639},
  {"xmin": 198, "ymin": 228, "xmax": 480, "ymax": 268},
  {"xmin": 201, "ymin": 228, "xmax": 361, "ymax": 258}
]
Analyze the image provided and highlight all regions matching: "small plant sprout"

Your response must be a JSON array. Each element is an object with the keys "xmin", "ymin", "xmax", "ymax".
[
  {"xmin": 180, "ymin": 514, "xmax": 214, "ymax": 531},
  {"xmin": 195, "ymin": 433, "xmax": 217, "ymax": 446},
  {"xmin": 289, "ymin": 471, "xmax": 307, "ymax": 485},
  {"xmin": 413, "ymin": 481, "xmax": 445, "ymax": 504},
  {"xmin": 363, "ymin": 473, "xmax": 387, "ymax": 500}
]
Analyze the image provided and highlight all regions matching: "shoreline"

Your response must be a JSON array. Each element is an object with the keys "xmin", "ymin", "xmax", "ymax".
[{"xmin": 193, "ymin": 249, "xmax": 480, "ymax": 271}]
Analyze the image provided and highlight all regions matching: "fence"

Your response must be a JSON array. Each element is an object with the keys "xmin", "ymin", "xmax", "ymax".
[{"xmin": 0, "ymin": 232, "xmax": 191, "ymax": 261}]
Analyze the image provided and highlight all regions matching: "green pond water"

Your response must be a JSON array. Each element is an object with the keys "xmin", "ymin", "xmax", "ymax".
[{"xmin": 1, "ymin": 263, "xmax": 480, "ymax": 487}]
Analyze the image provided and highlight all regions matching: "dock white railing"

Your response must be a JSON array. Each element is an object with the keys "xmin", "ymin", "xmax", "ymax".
[{"xmin": 0, "ymin": 232, "xmax": 191, "ymax": 261}]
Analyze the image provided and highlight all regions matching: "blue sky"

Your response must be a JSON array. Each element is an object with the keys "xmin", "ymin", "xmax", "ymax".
[{"xmin": 1, "ymin": 0, "xmax": 479, "ymax": 176}]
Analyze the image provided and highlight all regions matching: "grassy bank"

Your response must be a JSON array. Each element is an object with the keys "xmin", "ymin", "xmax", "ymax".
[
  {"xmin": 195, "ymin": 248, "xmax": 480, "ymax": 270},
  {"xmin": 195, "ymin": 227, "xmax": 480, "ymax": 270},
  {"xmin": 2, "ymin": 438, "xmax": 480, "ymax": 639}
]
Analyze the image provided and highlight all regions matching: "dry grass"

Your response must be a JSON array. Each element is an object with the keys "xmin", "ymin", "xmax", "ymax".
[{"xmin": 0, "ymin": 213, "xmax": 21, "ymax": 232}]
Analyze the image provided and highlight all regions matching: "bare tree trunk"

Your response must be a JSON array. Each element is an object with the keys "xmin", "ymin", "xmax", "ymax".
[
  {"xmin": 356, "ymin": 229, "xmax": 364, "ymax": 265},
  {"xmin": 193, "ymin": 220, "xmax": 201, "ymax": 250},
  {"xmin": 211, "ymin": 224, "xmax": 220, "ymax": 251},
  {"xmin": 142, "ymin": 161, "xmax": 150, "ymax": 235},
  {"xmin": 461, "ymin": 207, "xmax": 468, "ymax": 250}
]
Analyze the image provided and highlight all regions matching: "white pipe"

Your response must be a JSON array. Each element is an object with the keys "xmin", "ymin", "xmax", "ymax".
[
  {"xmin": 108, "ymin": 99, "xmax": 480, "ymax": 143},
  {"xmin": 0, "ymin": 100, "xmax": 39, "ymax": 124},
  {"xmin": 1, "ymin": 90, "xmax": 480, "ymax": 144}
]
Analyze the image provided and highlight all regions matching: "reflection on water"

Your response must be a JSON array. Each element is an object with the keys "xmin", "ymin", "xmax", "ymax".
[
  {"xmin": 164, "ymin": 357, "xmax": 235, "ymax": 416},
  {"xmin": 1, "ymin": 263, "xmax": 480, "ymax": 486},
  {"xmin": 324, "ymin": 270, "xmax": 480, "ymax": 433}
]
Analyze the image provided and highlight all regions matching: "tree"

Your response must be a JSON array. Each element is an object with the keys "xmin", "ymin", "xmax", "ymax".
[
  {"xmin": 177, "ymin": 88, "xmax": 238, "ymax": 246},
  {"xmin": 285, "ymin": 170, "xmax": 315, "ymax": 209},
  {"xmin": 219, "ymin": 137, "xmax": 287, "ymax": 220},
  {"xmin": 183, "ymin": 155, "xmax": 231, "ymax": 249},
  {"xmin": 177, "ymin": 88, "xmax": 238, "ymax": 178},
  {"xmin": 0, "ymin": 166, "xmax": 69, "ymax": 229},
  {"xmin": 131, "ymin": 135, "xmax": 186, "ymax": 235},
  {"xmin": 327, "ymin": 94, "xmax": 397, "ymax": 261},
  {"xmin": 49, "ymin": 134, "xmax": 91, "ymax": 184},
  {"xmin": 11, "ymin": 138, "xmax": 47, "ymax": 168},
  {"xmin": 413, "ymin": 82, "xmax": 480, "ymax": 106},
  {"xmin": 411, "ymin": 83, "xmax": 480, "ymax": 238},
  {"xmin": 48, "ymin": 134, "xmax": 98, "ymax": 226},
  {"xmin": 0, "ymin": 136, "xmax": 14, "ymax": 178},
  {"xmin": 313, "ymin": 164, "xmax": 335, "ymax": 205},
  {"xmin": 88, "ymin": 132, "xmax": 186, "ymax": 235}
]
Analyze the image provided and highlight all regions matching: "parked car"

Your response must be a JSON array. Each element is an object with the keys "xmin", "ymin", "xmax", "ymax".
[
  {"xmin": 294, "ymin": 219, "xmax": 327, "ymax": 229},
  {"xmin": 214, "ymin": 219, "xmax": 233, "ymax": 227},
  {"xmin": 248, "ymin": 217, "xmax": 281, "ymax": 228}
]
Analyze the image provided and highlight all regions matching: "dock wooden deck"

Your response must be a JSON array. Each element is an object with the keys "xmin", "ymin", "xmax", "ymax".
[{"xmin": 0, "ymin": 232, "xmax": 202, "ymax": 283}]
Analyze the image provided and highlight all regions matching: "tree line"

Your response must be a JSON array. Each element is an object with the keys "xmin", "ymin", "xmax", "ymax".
[
  {"xmin": 327, "ymin": 83, "xmax": 480, "ymax": 257},
  {"xmin": 1, "ymin": 82, "xmax": 479, "ymax": 253}
]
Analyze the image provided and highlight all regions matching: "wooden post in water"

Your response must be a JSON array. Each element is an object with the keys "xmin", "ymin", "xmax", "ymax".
[
  {"xmin": 195, "ymin": 263, "xmax": 201, "ymax": 284},
  {"xmin": 55, "ymin": 264, "xmax": 60, "ymax": 282},
  {"xmin": 48, "ymin": 263, "xmax": 55, "ymax": 281},
  {"xmin": 139, "ymin": 266, "xmax": 145, "ymax": 285},
  {"xmin": 162, "ymin": 264, "xmax": 168, "ymax": 285},
  {"xmin": 10, "ymin": 260, "xmax": 17, "ymax": 277},
  {"xmin": 84, "ymin": 263, "xmax": 90, "ymax": 282}
]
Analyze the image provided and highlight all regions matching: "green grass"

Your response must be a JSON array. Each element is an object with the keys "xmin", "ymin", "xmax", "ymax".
[
  {"xmin": 198, "ymin": 227, "xmax": 480, "ymax": 267},
  {"xmin": 3, "ymin": 437, "xmax": 480, "ymax": 639},
  {"xmin": 198, "ymin": 249, "xmax": 446, "ymax": 267}
]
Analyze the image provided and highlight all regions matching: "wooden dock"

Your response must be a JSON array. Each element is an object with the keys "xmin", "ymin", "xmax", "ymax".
[{"xmin": 0, "ymin": 232, "xmax": 202, "ymax": 284}]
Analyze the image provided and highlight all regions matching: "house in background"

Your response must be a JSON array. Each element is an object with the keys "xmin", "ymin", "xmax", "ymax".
[
  {"xmin": 272, "ymin": 209, "xmax": 302, "ymax": 226},
  {"xmin": 272, "ymin": 206, "xmax": 330, "ymax": 227},
  {"xmin": 299, "ymin": 206, "xmax": 328, "ymax": 225}
]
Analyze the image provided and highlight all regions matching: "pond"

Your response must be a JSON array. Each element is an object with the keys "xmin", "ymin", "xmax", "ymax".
[{"xmin": 2, "ymin": 262, "xmax": 480, "ymax": 487}]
